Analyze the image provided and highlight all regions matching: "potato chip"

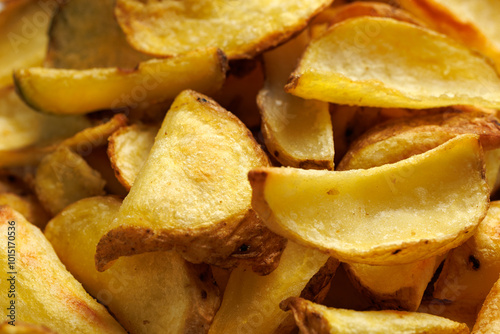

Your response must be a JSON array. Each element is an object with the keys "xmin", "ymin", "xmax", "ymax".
[
  {"xmin": 114, "ymin": 0, "xmax": 334, "ymax": 59},
  {"xmin": 14, "ymin": 48, "xmax": 227, "ymax": 115},
  {"xmin": 472, "ymin": 275, "xmax": 500, "ymax": 334},
  {"xmin": 286, "ymin": 17, "xmax": 500, "ymax": 109},
  {"xmin": 249, "ymin": 135, "xmax": 489, "ymax": 265}
]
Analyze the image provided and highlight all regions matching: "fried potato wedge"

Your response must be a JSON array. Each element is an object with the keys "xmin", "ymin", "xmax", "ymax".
[
  {"xmin": 281, "ymin": 297, "xmax": 469, "ymax": 334},
  {"xmin": 34, "ymin": 146, "xmax": 106, "ymax": 215},
  {"xmin": 46, "ymin": 0, "xmax": 149, "ymax": 69},
  {"xmin": 0, "ymin": 192, "xmax": 49, "ymax": 229},
  {"xmin": 338, "ymin": 107, "xmax": 500, "ymax": 171},
  {"xmin": 472, "ymin": 275, "xmax": 500, "ymax": 334},
  {"xmin": 249, "ymin": 135, "xmax": 489, "ymax": 265},
  {"xmin": 0, "ymin": 87, "xmax": 90, "ymax": 150},
  {"xmin": 398, "ymin": 0, "xmax": 500, "ymax": 71},
  {"xmin": 14, "ymin": 48, "xmax": 227, "ymax": 115},
  {"xmin": 209, "ymin": 241, "xmax": 338, "ymax": 334},
  {"xmin": 0, "ymin": 0, "xmax": 52, "ymax": 89},
  {"xmin": 45, "ymin": 196, "xmax": 220, "ymax": 334},
  {"xmin": 286, "ymin": 17, "xmax": 500, "ymax": 109},
  {"xmin": 0, "ymin": 206, "xmax": 126, "ymax": 333},
  {"xmin": 96, "ymin": 90, "xmax": 285, "ymax": 274},
  {"xmin": 114, "ymin": 0, "xmax": 333, "ymax": 59},
  {"xmin": 0, "ymin": 322, "xmax": 55, "ymax": 334},
  {"xmin": 345, "ymin": 257, "xmax": 441, "ymax": 311},
  {"xmin": 108, "ymin": 124, "xmax": 158, "ymax": 190},
  {"xmin": 429, "ymin": 202, "xmax": 500, "ymax": 323},
  {"xmin": 0, "ymin": 113, "xmax": 127, "ymax": 168},
  {"xmin": 258, "ymin": 31, "xmax": 334, "ymax": 170}
]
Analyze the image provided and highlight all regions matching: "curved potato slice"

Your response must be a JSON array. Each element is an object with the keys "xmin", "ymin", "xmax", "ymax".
[
  {"xmin": 14, "ymin": 48, "xmax": 227, "ymax": 115},
  {"xmin": 209, "ymin": 241, "xmax": 338, "ymax": 334},
  {"xmin": 398, "ymin": 0, "xmax": 500, "ymax": 71},
  {"xmin": 338, "ymin": 107, "xmax": 500, "ymax": 171},
  {"xmin": 114, "ymin": 0, "xmax": 333, "ymax": 59},
  {"xmin": 286, "ymin": 17, "xmax": 500, "ymax": 109},
  {"xmin": 108, "ymin": 124, "xmax": 158, "ymax": 190},
  {"xmin": 281, "ymin": 297, "xmax": 469, "ymax": 334},
  {"xmin": 46, "ymin": 0, "xmax": 149, "ymax": 69},
  {"xmin": 45, "ymin": 196, "xmax": 220, "ymax": 334},
  {"xmin": 472, "ymin": 275, "xmax": 500, "ymax": 334},
  {"xmin": 0, "ymin": 206, "xmax": 126, "ymax": 333},
  {"xmin": 0, "ymin": 0, "xmax": 52, "ymax": 89},
  {"xmin": 249, "ymin": 135, "xmax": 489, "ymax": 265},
  {"xmin": 0, "ymin": 87, "xmax": 90, "ymax": 150},
  {"xmin": 258, "ymin": 31, "xmax": 334, "ymax": 170},
  {"xmin": 96, "ymin": 90, "xmax": 285, "ymax": 274},
  {"xmin": 34, "ymin": 146, "xmax": 106, "ymax": 215}
]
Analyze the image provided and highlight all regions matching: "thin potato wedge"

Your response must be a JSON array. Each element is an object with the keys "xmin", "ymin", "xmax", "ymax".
[
  {"xmin": 34, "ymin": 146, "xmax": 106, "ymax": 215},
  {"xmin": 14, "ymin": 48, "xmax": 227, "ymax": 115},
  {"xmin": 472, "ymin": 275, "xmax": 500, "ymax": 334},
  {"xmin": 96, "ymin": 90, "xmax": 285, "ymax": 274},
  {"xmin": 258, "ymin": 31, "xmax": 334, "ymax": 170},
  {"xmin": 114, "ymin": 0, "xmax": 333, "ymax": 59},
  {"xmin": 0, "ymin": 0, "xmax": 52, "ymax": 89},
  {"xmin": 46, "ymin": 0, "xmax": 149, "ymax": 69},
  {"xmin": 0, "ymin": 206, "xmax": 126, "ymax": 333},
  {"xmin": 108, "ymin": 124, "xmax": 158, "ymax": 190},
  {"xmin": 45, "ymin": 196, "xmax": 220, "ymax": 334},
  {"xmin": 286, "ymin": 17, "xmax": 500, "ymax": 109},
  {"xmin": 209, "ymin": 241, "xmax": 338, "ymax": 334},
  {"xmin": 429, "ymin": 201, "xmax": 500, "ymax": 325},
  {"xmin": 249, "ymin": 135, "xmax": 489, "ymax": 265},
  {"xmin": 281, "ymin": 297, "xmax": 469, "ymax": 334}
]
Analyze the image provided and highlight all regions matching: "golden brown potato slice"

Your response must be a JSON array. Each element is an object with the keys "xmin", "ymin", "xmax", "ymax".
[
  {"xmin": 34, "ymin": 146, "xmax": 106, "ymax": 215},
  {"xmin": 114, "ymin": 0, "xmax": 333, "ymax": 59},
  {"xmin": 0, "ymin": 193, "xmax": 49, "ymax": 229},
  {"xmin": 0, "ymin": 206, "xmax": 126, "ymax": 333},
  {"xmin": 281, "ymin": 297, "xmax": 469, "ymax": 334},
  {"xmin": 427, "ymin": 201, "xmax": 500, "ymax": 326},
  {"xmin": 344, "ymin": 256, "xmax": 442, "ymax": 311},
  {"xmin": 0, "ymin": 113, "xmax": 127, "ymax": 168},
  {"xmin": 96, "ymin": 90, "xmax": 285, "ymax": 274},
  {"xmin": 14, "ymin": 48, "xmax": 227, "ymax": 115},
  {"xmin": 397, "ymin": 0, "xmax": 500, "ymax": 71},
  {"xmin": 485, "ymin": 148, "xmax": 500, "ymax": 194},
  {"xmin": 286, "ymin": 17, "xmax": 500, "ymax": 109},
  {"xmin": 0, "ymin": 87, "xmax": 90, "ymax": 150},
  {"xmin": 472, "ymin": 275, "xmax": 500, "ymax": 334},
  {"xmin": 0, "ymin": 322, "xmax": 55, "ymax": 334},
  {"xmin": 0, "ymin": 0, "xmax": 52, "ymax": 89},
  {"xmin": 46, "ymin": 0, "xmax": 149, "ymax": 69},
  {"xmin": 209, "ymin": 241, "xmax": 338, "ymax": 334},
  {"xmin": 338, "ymin": 107, "xmax": 500, "ymax": 171},
  {"xmin": 258, "ymin": 30, "xmax": 334, "ymax": 170},
  {"xmin": 249, "ymin": 135, "xmax": 489, "ymax": 265},
  {"xmin": 108, "ymin": 124, "xmax": 158, "ymax": 190},
  {"xmin": 45, "ymin": 196, "xmax": 220, "ymax": 334}
]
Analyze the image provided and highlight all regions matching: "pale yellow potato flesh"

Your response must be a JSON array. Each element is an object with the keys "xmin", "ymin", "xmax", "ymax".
[
  {"xmin": 0, "ymin": 0, "xmax": 51, "ymax": 89},
  {"xmin": 0, "ymin": 206, "xmax": 126, "ymax": 333},
  {"xmin": 0, "ymin": 193, "xmax": 49, "ymax": 229},
  {"xmin": 250, "ymin": 135, "xmax": 489, "ymax": 265},
  {"xmin": 345, "ymin": 256, "xmax": 441, "ymax": 311},
  {"xmin": 209, "ymin": 241, "xmax": 337, "ymax": 334},
  {"xmin": 44, "ymin": 196, "xmax": 220, "ymax": 334},
  {"xmin": 0, "ymin": 321, "xmax": 55, "ymax": 334},
  {"xmin": 115, "ymin": 0, "xmax": 333, "ymax": 59},
  {"xmin": 472, "ymin": 276, "xmax": 500, "ymax": 334},
  {"xmin": 485, "ymin": 148, "xmax": 500, "ymax": 194},
  {"xmin": 108, "ymin": 124, "xmax": 158, "ymax": 190},
  {"xmin": 0, "ymin": 87, "xmax": 90, "ymax": 150},
  {"xmin": 34, "ymin": 146, "xmax": 106, "ymax": 215},
  {"xmin": 281, "ymin": 297, "xmax": 469, "ymax": 334},
  {"xmin": 13, "ymin": 48, "xmax": 227, "ymax": 115},
  {"xmin": 46, "ymin": 0, "xmax": 149, "ymax": 69},
  {"xmin": 286, "ymin": 17, "xmax": 500, "ymax": 109},
  {"xmin": 427, "ymin": 202, "xmax": 500, "ymax": 326},
  {"xmin": 258, "ymin": 31, "xmax": 334, "ymax": 170},
  {"xmin": 96, "ymin": 90, "xmax": 285, "ymax": 274}
]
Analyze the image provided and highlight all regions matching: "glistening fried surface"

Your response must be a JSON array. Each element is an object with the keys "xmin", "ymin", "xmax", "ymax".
[{"xmin": 96, "ymin": 90, "xmax": 285, "ymax": 275}]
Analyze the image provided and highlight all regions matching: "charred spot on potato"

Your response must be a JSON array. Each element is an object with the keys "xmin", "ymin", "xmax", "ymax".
[
  {"xmin": 274, "ymin": 150, "xmax": 279, "ymax": 157},
  {"xmin": 197, "ymin": 97, "xmax": 208, "ymax": 103},
  {"xmin": 238, "ymin": 244, "xmax": 250, "ymax": 252},
  {"xmin": 468, "ymin": 254, "xmax": 481, "ymax": 270},
  {"xmin": 201, "ymin": 290, "xmax": 208, "ymax": 299},
  {"xmin": 392, "ymin": 249, "xmax": 401, "ymax": 255}
]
